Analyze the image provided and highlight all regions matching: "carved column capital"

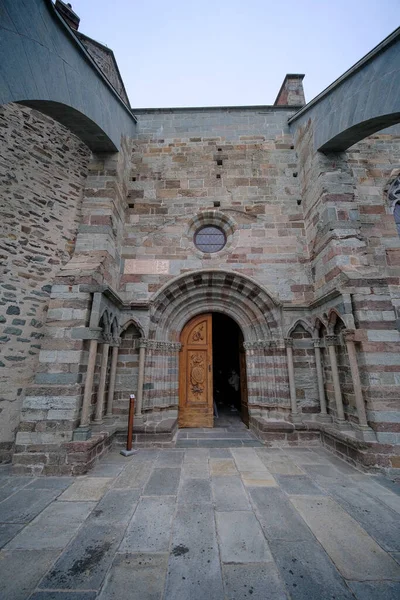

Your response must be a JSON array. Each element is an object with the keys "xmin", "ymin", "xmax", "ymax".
[
  {"xmin": 284, "ymin": 338, "xmax": 294, "ymax": 348},
  {"xmin": 342, "ymin": 329, "xmax": 357, "ymax": 343},
  {"xmin": 313, "ymin": 337, "xmax": 322, "ymax": 348},
  {"xmin": 325, "ymin": 334, "xmax": 338, "ymax": 346}
]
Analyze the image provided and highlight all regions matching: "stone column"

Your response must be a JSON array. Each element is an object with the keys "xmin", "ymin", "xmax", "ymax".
[
  {"xmin": 78, "ymin": 338, "xmax": 98, "ymax": 436},
  {"xmin": 135, "ymin": 339, "xmax": 147, "ymax": 418},
  {"xmin": 343, "ymin": 330, "xmax": 376, "ymax": 440},
  {"xmin": 106, "ymin": 340, "xmax": 120, "ymax": 418},
  {"xmin": 313, "ymin": 338, "xmax": 332, "ymax": 423},
  {"xmin": 94, "ymin": 341, "xmax": 110, "ymax": 423},
  {"xmin": 285, "ymin": 338, "xmax": 302, "ymax": 424},
  {"xmin": 326, "ymin": 335, "xmax": 350, "ymax": 429}
]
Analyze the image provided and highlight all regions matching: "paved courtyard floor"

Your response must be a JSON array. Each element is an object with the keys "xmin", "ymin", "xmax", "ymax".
[{"xmin": 0, "ymin": 445, "xmax": 399, "ymax": 600}]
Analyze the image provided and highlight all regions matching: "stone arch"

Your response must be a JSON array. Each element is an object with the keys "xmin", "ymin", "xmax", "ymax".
[
  {"xmin": 327, "ymin": 308, "xmax": 346, "ymax": 333},
  {"xmin": 149, "ymin": 269, "xmax": 281, "ymax": 342},
  {"xmin": 98, "ymin": 309, "xmax": 111, "ymax": 337},
  {"xmin": 119, "ymin": 317, "xmax": 145, "ymax": 339},
  {"xmin": 286, "ymin": 318, "xmax": 313, "ymax": 338},
  {"xmin": 313, "ymin": 316, "xmax": 328, "ymax": 337}
]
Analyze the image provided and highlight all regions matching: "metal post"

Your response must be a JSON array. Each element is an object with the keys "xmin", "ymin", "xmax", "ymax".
[{"xmin": 120, "ymin": 393, "xmax": 136, "ymax": 456}]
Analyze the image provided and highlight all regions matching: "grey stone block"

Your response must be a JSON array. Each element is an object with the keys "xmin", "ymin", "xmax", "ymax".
[
  {"xmin": 275, "ymin": 475, "xmax": 326, "ymax": 496},
  {"xmin": 178, "ymin": 478, "xmax": 212, "ymax": 504},
  {"xmin": 6, "ymin": 501, "xmax": 95, "ymax": 550},
  {"xmin": 349, "ymin": 581, "xmax": 400, "ymax": 600},
  {"xmin": 249, "ymin": 487, "xmax": 314, "ymax": 542},
  {"xmin": 209, "ymin": 448, "xmax": 232, "ymax": 458},
  {"xmin": 269, "ymin": 539, "xmax": 354, "ymax": 600},
  {"xmin": 143, "ymin": 468, "xmax": 181, "ymax": 495},
  {"xmin": 89, "ymin": 463, "xmax": 125, "ymax": 477},
  {"xmin": 98, "ymin": 553, "xmax": 168, "ymax": 600},
  {"xmin": 155, "ymin": 450, "xmax": 184, "ymax": 467},
  {"xmin": 0, "ymin": 549, "xmax": 56, "ymax": 600},
  {"xmin": 291, "ymin": 496, "xmax": 400, "ymax": 580},
  {"xmin": 0, "ymin": 523, "xmax": 24, "ymax": 549},
  {"xmin": 87, "ymin": 489, "xmax": 140, "ymax": 525},
  {"xmin": 164, "ymin": 503, "xmax": 224, "ymax": 600},
  {"xmin": 58, "ymin": 478, "xmax": 112, "ymax": 502},
  {"xmin": 26, "ymin": 477, "xmax": 74, "ymax": 491},
  {"xmin": 211, "ymin": 476, "xmax": 250, "ymax": 511},
  {"xmin": 40, "ymin": 522, "xmax": 126, "ymax": 590},
  {"xmin": 120, "ymin": 496, "xmax": 176, "ymax": 552},
  {"xmin": 325, "ymin": 481, "xmax": 400, "ymax": 552},
  {"xmin": 216, "ymin": 511, "xmax": 272, "ymax": 563},
  {"xmin": 0, "ymin": 489, "xmax": 60, "ymax": 523},
  {"xmin": 0, "ymin": 476, "xmax": 31, "ymax": 502},
  {"xmin": 223, "ymin": 563, "xmax": 288, "ymax": 600},
  {"xmin": 30, "ymin": 593, "xmax": 97, "ymax": 600},
  {"xmin": 114, "ymin": 462, "xmax": 153, "ymax": 489}
]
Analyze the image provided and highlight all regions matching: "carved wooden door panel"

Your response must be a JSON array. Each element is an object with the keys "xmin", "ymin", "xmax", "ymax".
[{"xmin": 179, "ymin": 314, "xmax": 213, "ymax": 428}]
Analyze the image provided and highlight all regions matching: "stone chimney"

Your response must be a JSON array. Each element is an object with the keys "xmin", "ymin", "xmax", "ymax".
[
  {"xmin": 274, "ymin": 74, "xmax": 305, "ymax": 107},
  {"xmin": 55, "ymin": 0, "xmax": 80, "ymax": 31}
]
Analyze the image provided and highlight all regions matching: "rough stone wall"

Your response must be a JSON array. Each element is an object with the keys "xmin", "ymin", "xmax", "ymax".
[
  {"xmin": 0, "ymin": 103, "xmax": 90, "ymax": 460},
  {"xmin": 121, "ymin": 108, "xmax": 311, "ymax": 305}
]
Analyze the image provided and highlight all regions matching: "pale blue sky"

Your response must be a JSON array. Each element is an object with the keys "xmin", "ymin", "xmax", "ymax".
[{"xmin": 72, "ymin": 0, "xmax": 398, "ymax": 108}]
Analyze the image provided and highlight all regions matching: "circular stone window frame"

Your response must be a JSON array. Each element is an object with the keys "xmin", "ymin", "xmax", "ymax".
[{"xmin": 184, "ymin": 210, "xmax": 239, "ymax": 259}]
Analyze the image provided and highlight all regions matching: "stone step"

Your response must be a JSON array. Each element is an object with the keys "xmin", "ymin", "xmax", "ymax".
[{"xmin": 175, "ymin": 439, "xmax": 264, "ymax": 448}]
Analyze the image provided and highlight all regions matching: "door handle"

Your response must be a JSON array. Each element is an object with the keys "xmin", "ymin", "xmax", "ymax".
[{"xmin": 208, "ymin": 364, "xmax": 211, "ymax": 372}]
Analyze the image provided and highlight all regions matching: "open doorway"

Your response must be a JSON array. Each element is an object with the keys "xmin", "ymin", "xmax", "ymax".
[
  {"xmin": 178, "ymin": 312, "xmax": 248, "ymax": 428},
  {"xmin": 212, "ymin": 313, "xmax": 249, "ymax": 428}
]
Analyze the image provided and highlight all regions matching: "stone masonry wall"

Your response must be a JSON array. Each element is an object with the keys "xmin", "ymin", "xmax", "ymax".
[
  {"xmin": 121, "ymin": 108, "xmax": 312, "ymax": 305},
  {"xmin": 0, "ymin": 103, "xmax": 90, "ymax": 460},
  {"xmin": 294, "ymin": 116, "xmax": 400, "ymax": 463}
]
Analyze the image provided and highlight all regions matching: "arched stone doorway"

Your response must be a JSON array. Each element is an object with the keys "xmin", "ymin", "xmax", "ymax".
[
  {"xmin": 143, "ymin": 269, "xmax": 287, "ymax": 423},
  {"xmin": 179, "ymin": 312, "xmax": 248, "ymax": 429}
]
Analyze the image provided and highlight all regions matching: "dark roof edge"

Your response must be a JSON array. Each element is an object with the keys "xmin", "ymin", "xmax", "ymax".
[
  {"xmin": 46, "ymin": 0, "xmax": 136, "ymax": 123},
  {"xmin": 288, "ymin": 26, "xmax": 400, "ymax": 125},
  {"xmin": 132, "ymin": 104, "xmax": 303, "ymax": 113}
]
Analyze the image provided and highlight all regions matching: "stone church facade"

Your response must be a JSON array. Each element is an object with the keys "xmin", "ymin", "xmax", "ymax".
[{"xmin": 1, "ymin": 1, "xmax": 400, "ymax": 478}]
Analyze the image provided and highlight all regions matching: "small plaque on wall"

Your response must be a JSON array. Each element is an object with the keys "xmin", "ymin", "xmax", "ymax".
[{"xmin": 124, "ymin": 259, "xmax": 170, "ymax": 274}]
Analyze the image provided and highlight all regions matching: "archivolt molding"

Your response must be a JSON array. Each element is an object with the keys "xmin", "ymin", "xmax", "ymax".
[{"xmin": 149, "ymin": 269, "xmax": 282, "ymax": 342}]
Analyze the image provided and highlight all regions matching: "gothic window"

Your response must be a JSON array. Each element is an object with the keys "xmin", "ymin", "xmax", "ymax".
[
  {"xmin": 389, "ymin": 176, "xmax": 400, "ymax": 235},
  {"xmin": 194, "ymin": 225, "xmax": 226, "ymax": 253}
]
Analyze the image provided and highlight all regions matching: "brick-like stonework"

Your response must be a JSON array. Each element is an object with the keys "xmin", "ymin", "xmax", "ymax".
[{"xmin": 0, "ymin": 103, "xmax": 90, "ymax": 460}]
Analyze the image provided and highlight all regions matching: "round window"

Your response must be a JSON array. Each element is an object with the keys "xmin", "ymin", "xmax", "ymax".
[{"xmin": 194, "ymin": 225, "xmax": 226, "ymax": 253}]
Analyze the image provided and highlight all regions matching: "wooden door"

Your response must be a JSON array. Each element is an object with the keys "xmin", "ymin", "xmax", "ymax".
[
  {"xmin": 239, "ymin": 335, "xmax": 249, "ymax": 427},
  {"xmin": 179, "ymin": 314, "xmax": 213, "ymax": 428}
]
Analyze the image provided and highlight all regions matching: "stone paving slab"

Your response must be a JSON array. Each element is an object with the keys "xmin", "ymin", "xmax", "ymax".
[
  {"xmin": 0, "ymin": 549, "xmax": 56, "ymax": 600},
  {"xmin": 5, "ymin": 501, "xmax": 95, "ymax": 549},
  {"xmin": 269, "ymin": 539, "xmax": 355, "ymax": 600},
  {"xmin": 291, "ymin": 495, "xmax": 400, "ymax": 580},
  {"xmin": 120, "ymin": 496, "xmax": 176, "ymax": 552},
  {"xmin": 1, "ymin": 445, "xmax": 400, "ymax": 599},
  {"xmin": 0, "ymin": 488, "xmax": 60, "ymax": 523},
  {"xmin": 222, "ymin": 562, "xmax": 288, "ymax": 600},
  {"xmin": 209, "ymin": 458, "xmax": 238, "ymax": 476},
  {"xmin": 211, "ymin": 475, "xmax": 251, "ymax": 511},
  {"xmin": 143, "ymin": 467, "xmax": 181, "ymax": 495},
  {"xmin": 324, "ymin": 481, "xmax": 400, "ymax": 551},
  {"xmin": 178, "ymin": 477, "xmax": 212, "ymax": 504},
  {"xmin": 275, "ymin": 474, "xmax": 326, "ymax": 495},
  {"xmin": 164, "ymin": 503, "xmax": 224, "ymax": 600},
  {"xmin": 0, "ymin": 523, "xmax": 24, "ymax": 549},
  {"xmin": 249, "ymin": 487, "xmax": 315, "ymax": 542},
  {"xmin": 40, "ymin": 522, "xmax": 127, "ymax": 591},
  {"xmin": 216, "ymin": 510, "xmax": 272, "ymax": 563},
  {"xmin": 98, "ymin": 552, "xmax": 169, "ymax": 600},
  {"xmin": 348, "ymin": 580, "xmax": 400, "ymax": 600},
  {"xmin": 31, "ymin": 592, "xmax": 97, "ymax": 600},
  {"xmin": 58, "ymin": 477, "xmax": 112, "ymax": 502}
]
